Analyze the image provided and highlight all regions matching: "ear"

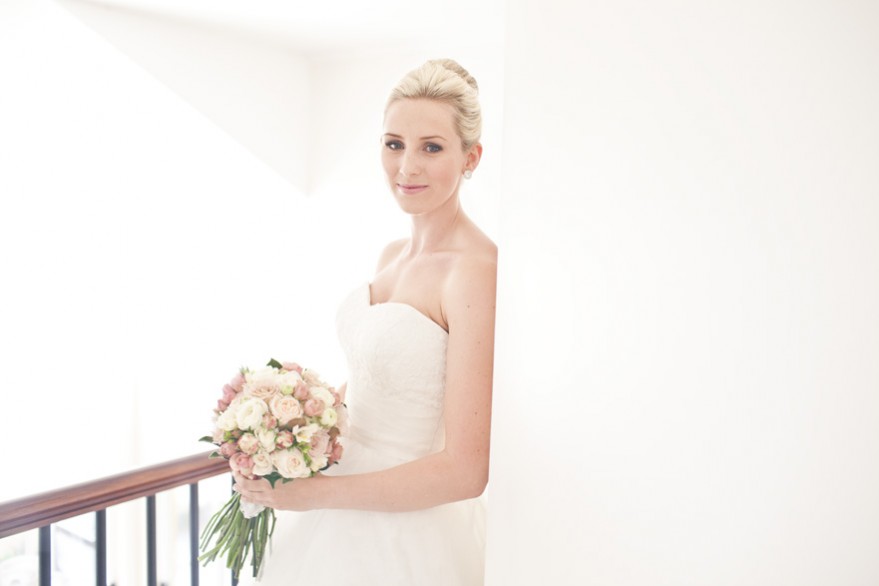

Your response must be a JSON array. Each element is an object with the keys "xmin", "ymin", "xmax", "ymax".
[{"xmin": 465, "ymin": 142, "xmax": 483, "ymax": 173}]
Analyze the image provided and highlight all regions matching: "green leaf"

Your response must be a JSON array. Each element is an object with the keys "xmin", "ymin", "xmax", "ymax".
[
  {"xmin": 199, "ymin": 436, "xmax": 215, "ymax": 443},
  {"xmin": 267, "ymin": 358, "xmax": 283, "ymax": 369},
  {"xmin": 264, "ymin": 471, "xmax": 283, "ymax": 489}
]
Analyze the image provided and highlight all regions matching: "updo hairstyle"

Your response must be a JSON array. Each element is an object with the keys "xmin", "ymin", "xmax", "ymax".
[{"xmin": 386, "ymin": 59, "xmax": 482, "ymax": 151}]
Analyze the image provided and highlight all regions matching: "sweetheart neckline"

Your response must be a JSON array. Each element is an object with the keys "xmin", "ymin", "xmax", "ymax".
[{"xmin": 364, "ymin": 283, "xmax": 449, "ymax": 335}]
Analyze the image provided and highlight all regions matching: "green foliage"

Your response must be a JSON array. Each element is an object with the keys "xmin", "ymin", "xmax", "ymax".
[{"xmin": 199, "ymin": 492, "xmax": 277, "ymax": 579}]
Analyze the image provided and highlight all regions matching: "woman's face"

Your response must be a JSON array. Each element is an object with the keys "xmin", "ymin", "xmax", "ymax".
[{"xmin": 381, "ymin": 99, "xmax": 477, "ymax": 217}]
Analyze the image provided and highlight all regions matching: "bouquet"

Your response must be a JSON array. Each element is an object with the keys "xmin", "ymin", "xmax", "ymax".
[{"xmin": 199, "ymin": 358, "xmax": 346, "ymax": 578}]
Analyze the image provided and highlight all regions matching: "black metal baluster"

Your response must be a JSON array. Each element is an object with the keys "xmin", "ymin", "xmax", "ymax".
[
  {"xmin": 39, "ymin": 525, "xmax": 51, "ymax": 586},
  {"xmin": 189, "ymin": 483, "xmax": 199, "ymax": 586},
  {"xmin": 96, "ymin": 509, "xmax": 107, "ymax": 586},
  {"xmin": 147, "ymin": 495, "xmax": 157, "ymax": 586}
]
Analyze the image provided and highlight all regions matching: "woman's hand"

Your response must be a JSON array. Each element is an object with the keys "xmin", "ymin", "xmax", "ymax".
[{"xmin": 231, "ymin": 470, "xmax": 328, "ymax": 512}]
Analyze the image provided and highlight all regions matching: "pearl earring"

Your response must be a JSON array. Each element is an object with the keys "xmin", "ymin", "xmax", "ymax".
[{"xmin": 463, "ymin": 169, "xmax": 473, "ymax": 179}]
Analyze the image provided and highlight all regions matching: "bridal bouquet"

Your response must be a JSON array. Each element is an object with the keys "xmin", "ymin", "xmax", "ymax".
[{"xmin": 199, "ymin": 358, "xmax": 346, "ymax": 578}]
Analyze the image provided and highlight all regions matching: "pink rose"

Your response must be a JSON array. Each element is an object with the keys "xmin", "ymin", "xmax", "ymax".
[
  {"xmin": 229, "ymin": 372, "xmax": 246, "ymax": 393},
  {"xmin": 330, "ymin": 387, "xmax": 342, "ymax": 407},
  {"xmin": 304, "ymin": 399, "xmax": 324, "ymax": 417},
  {"xmin": 222, "ymin": 384, "xmax": 238, "ymax": 402},
  {"xmin": 293, "ymin": 382, "xmax": 309, "ymax": 401},
  {"xmin": 309, "ymin": 430, "xmax": 331, "ymax": 458},
  {"xmin": 217, "ymin": 399, "xmax": 229, "ymax": 412},
  {"xmin": 262, "ymin": 414, "xmax": 278, "ymax": 430},
  {"xmin": 275, "ymin": 430, "xmax": 294, "ymax": 450},
  {"xmin": 229, "ymin": 453, "xmax": 254, "ymax": 477},
  {"xmin": 270, "ymin": 394, "xmax": 304, "ymax": 425},
  {"xmin": 281, "ymin": 362, "xmax": 303, "ymax": 374},
  {"xmin": 219, "ymin": 441, "xmax": 237, "ymax": 458},
  {"xmin": 330, "ymin": 442, "xmax": 344, "ymax": 464}
]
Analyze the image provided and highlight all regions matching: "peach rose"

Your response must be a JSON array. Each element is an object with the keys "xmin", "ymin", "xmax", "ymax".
[
  {"xmin": 272, "ymin": 448, "xmax": 310, "ymax": 479},
  {"xmin": 238, "ymin": 433, "xmax": 259, "ymax": 455},
  {"xmin": 270, "ymin": 394, "xmax": 304, "ymax": 425}
]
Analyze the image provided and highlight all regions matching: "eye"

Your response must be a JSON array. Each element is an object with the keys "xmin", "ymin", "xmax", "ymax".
[
  {"xmin": 425, "ymin": 143, "xmax": 443, "ymax": 153},
  {"xmin": 385, "ymin": 140, "xmax": 404, "ymax": 151}
]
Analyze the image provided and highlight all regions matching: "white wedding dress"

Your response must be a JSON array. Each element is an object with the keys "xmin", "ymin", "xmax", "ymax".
[{"xmin": 244, "ymin": 283, "xmax": 486, "ymax": 585}]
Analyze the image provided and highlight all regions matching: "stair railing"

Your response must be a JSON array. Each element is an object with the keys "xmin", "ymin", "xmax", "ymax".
[{"xmin": 0, "ymin": 452, "xmax": 230, "ymax": 586}]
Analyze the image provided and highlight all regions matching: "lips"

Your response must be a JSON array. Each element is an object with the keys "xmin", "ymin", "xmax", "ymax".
[{"xmin": 397, "ymin": 183, "xmax": 428, "ymax": 195}]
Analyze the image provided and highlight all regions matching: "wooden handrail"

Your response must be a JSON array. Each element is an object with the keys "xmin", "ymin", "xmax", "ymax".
[{"xmin": 0, "ymin": 451, "xmax": 228, "ymax": 539}]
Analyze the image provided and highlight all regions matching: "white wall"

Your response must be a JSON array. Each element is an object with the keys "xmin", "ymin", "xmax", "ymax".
[{"xmin": 487, "ymin": 1, "xmax": 879, "ymax": 584}]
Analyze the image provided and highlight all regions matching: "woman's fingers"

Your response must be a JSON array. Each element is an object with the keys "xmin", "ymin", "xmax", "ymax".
[{"xmin": 233, "ymin": 472, "xmax": 271, "ymax": 492}]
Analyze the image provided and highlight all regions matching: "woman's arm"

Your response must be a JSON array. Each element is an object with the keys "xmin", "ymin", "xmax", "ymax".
[{"xmin": 233, "ymin": 254, "xmax": 497, "ymax": 512}]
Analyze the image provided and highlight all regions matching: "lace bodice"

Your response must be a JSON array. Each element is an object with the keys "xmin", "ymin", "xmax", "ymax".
[{"xmin": 334, "ymin": 283, "xmax": 449, "ymax": 469}]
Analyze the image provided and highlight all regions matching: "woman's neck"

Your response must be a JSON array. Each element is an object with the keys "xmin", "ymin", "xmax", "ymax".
[{"xmin": 407, "ymin": 196, "xmax": 466, "ymax": 255}]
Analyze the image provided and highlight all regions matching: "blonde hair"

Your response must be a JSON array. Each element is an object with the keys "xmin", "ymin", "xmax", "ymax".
[{"xmin": 386, "ymin": 59, "xmax": 482, "ymax": 150}]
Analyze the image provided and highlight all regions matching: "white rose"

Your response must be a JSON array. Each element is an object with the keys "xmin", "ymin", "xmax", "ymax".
[
  {"xmin": 280, "ymin": 370, "xmax": 302, "ymax": 395},
  {"xmin": 272, "ymin": 447, "xmax": 310, "ymax": 479},
  {"xmin": 235, "ymin": 396, "xmax": 269, "ymax": 430},
  {"xmin": 320, "ymin": 407, "xmax": 338, "ymax": 428},
  {"xmin": 251, "ymin": 450, "xmax": 274, "ymax": 476},
  {"xmin": 293, "ymin": 423, "xmax": 320, "ymax": 444},
  {"xmin": 257, "ymin": 428, "xmax": 277, "ymax": 452},
  {"xmin": 309, "ymin": 454, "xmax": 328, "ymax": 472},
  {"xmin": 216, "ymin": 402, "xmax": 240, "ymax": 431}
]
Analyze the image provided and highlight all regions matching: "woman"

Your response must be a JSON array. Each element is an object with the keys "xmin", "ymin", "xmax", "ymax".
[{"xmin": 234, "ymin": 59, "xmax": 496, "ymax": 585}]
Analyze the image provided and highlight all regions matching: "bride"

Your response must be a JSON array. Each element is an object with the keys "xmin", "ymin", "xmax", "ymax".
[{"xmin": 234, "ymin": 59, "xmax": 497, "ymax": 585}]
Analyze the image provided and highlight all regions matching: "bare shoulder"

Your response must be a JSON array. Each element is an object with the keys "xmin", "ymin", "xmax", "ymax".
[
  {"xmin": 375, "ymin": 237, "xmax": 408, "ymax": 273},
  {"xmin": 442, "ymin": 233, "xmax": 498, "ymax": 323}
]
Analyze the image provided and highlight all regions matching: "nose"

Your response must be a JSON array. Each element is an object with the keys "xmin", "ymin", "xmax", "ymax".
[{"xmin": 398, "ymin": 149, "xmax": 421, "ymax": 177}]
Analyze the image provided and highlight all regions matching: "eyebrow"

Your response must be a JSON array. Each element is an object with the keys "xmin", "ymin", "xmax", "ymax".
[{"xmin": 383, "ymin": 133, "xmax": 448, "ymax": 142}]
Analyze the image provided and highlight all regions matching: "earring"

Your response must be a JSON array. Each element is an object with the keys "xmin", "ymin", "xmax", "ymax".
[{"xmin": 463, "ymin": 169, "xmax": 473, "ymax": 179}]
